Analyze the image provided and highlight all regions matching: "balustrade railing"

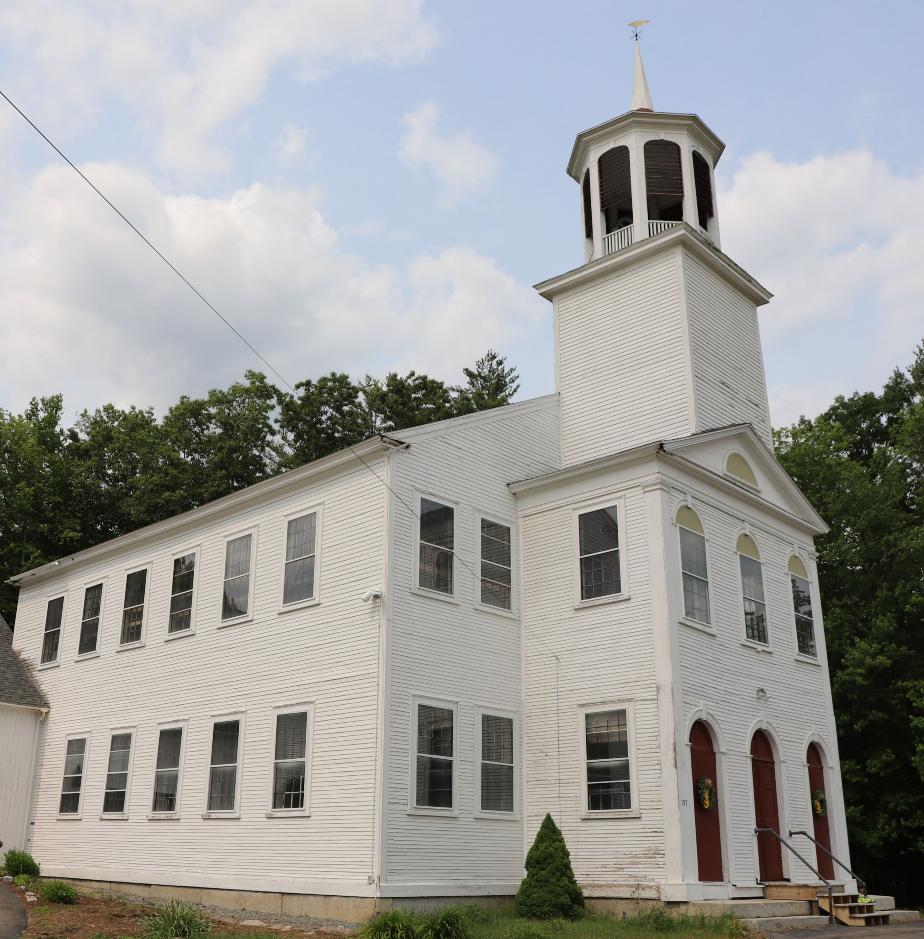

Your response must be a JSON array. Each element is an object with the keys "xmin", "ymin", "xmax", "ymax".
[
  {"xmin": 648, "ymin": 218, "xmax": 682, "ymax": 237},
  {"xmin": 602, "ymin": 226, "xmax": 634, "ymax": 256}
]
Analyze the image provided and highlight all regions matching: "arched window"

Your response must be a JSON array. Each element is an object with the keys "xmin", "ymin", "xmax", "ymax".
[
  {"xmin": 677, "ymin": 506, "xmax": 710, "ymax": 624},
  {"xmin": 644, "ymin": 140, "xmax": 684, "ymax": 223},
  {"xmin": 692, "ymin": 151, "xmax": 714, "ymax": 231},
  {"xmin": 726, "ymin": 452, "xmax": 758, "ymax": 488},
  {"xmin": 582, "ymin": 170, "xmax": 593, "ymax": 240},
  {"xmin": 788, "ymin": 556, "xmax": 816, "ymax": 657},
  {"xmin": 737, "ymin": 534, "xmax": 768, "ymax": 644},
  {"xmin": 598, "ymin": 146, "xmax": 633, "ymax": 234}
]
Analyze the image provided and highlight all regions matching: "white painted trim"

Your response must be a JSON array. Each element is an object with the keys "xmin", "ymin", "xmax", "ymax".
[
  {"xmin": 474, "ymin": 705, "xmax": 519, "ymax": 818},
  {"xmin": 165, "ymin": 544, "xmax": 201, "ymax": 637},
  {"xmin": 39, "ymin": 591, "xmax": 68, "ymax": 666},
  {"xmin": 149, "ymin": 719, "xmax": 188, "ymax": 819},
  {"xmin": 577, "ymin": 700, "xmax": 640, "ymax": 819},
  {"xmin": 57, "ymin": 732, "xmax": 90, "ymax": 819},
  {"xmin": 265, "ymin": 702, "xmax": 314, "ymax": 818},
  {"xmin": 473, "ymin": 509, "xmax": 516, "ymax": 617},
  {"xmin": 76, "ymin": 575, "xmax": 107, "ymax": 659},
  {"xmin": 572, "ymin": 496, "xmax": 630, "ymax": 607},
  {"xmin": 202, "ymin": 711, "xmax": 246, "ymax": 818},
  {"xmin": 673, "ymin": 506, "xmax": 714, "ymax": 629},
  {"xmin": 100, "ymin": 726, "xmax": 136, "ymax": 818},
  {"xmin": 278, "ymin": 504, "xmax": 323, "ymax": 612},
  {"xmin": 118, "ymin": 562, "xmax": 152, "ymax": 648},
  {"xmin": 409, "ymin": 694, "xmax": 459, "ymax": 815},
  {"xmin": 412, "ymin": 491, "xmax": 459, "ymax": 601},
  {"xmin": 218, "ymin": 527, "xmax": 258, "ymax": 627}
]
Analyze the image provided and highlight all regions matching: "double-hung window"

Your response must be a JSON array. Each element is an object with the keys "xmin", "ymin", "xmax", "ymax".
[
  {"xmin": 168, "ymin": 552, "xmax": 197, "ymax": 634},
  {"xmin": 414, "ymin": 701, "xmax": 454, "ymax": 809},
  {"xmin": 737, "ymin": 534, "xmax": 768, "ymax": 644},
  {"xmin": 282, "ymin": 512, "xmax": 318, "ymax": 606},
  {"xmin": 418, "ymin": 497, "xmax": 454, "ymax": 595},
  {"xmin": 578, "ymin": 506, "xmax": 621, "ymax": 600},
  {"xmin": 222, "ymin": 534, "xmax": 254, "ymax": 621},
  {"xmin": 480, "ymin": 519, "xmax": 512, "ymax": 611},
  {"xmin": 59, "ymin": 736, "xmax": 88, "ymax": 815},
  {"xmin": 120, "ymin": 568, "xmax": 148, "ymax": 645},
  {"xmin": 584, "ymin": 708, "xmax": 632, "ymax": 812},
  {"xmin": 102, "ymin": 732, "xmax": 133, "ymax": 814},
  {"xmin": 152, "ymin": 726, "xmax": 184, "ymax": 814},
  {"xmin": 41, "ymin": 596, "xmax": 65, "ymax": 665},
  {"xmin": 677, "ymin": 507, "xmax": 710, "ymax": 624},
  {"xmin": 272, "ymin": 709, "xmax": 310, "ymax": 811},
  {"xmin": 789, "ymin": 557, "xmax": 816, "ymax": 657},
  {"xmin": 207, "ymin": 719, "xmax": 241, "ymax": 813},
  {"xmin": 480, "ymin": 712, "xmax": 514, "ymax": 813},
  {"xmin": 78, "ymin": 584, "xmax": 103, "ymax": 655}
]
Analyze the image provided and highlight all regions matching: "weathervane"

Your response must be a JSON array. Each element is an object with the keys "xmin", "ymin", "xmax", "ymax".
[{"xmin": 628, "ymin": 19, "xmax": 649, "ymax": 41}]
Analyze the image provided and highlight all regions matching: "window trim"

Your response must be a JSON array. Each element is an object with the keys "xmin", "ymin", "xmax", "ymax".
[
  {"xmin": 100, "ymin": 726, "xmax": 135, "ymax": 819},
  {"xmin": 475, "ymin": 705, "xmax": 519, "ymax": 819},
  {"xmin": 266, "ymin": 702, "xmax": 314, "ymax": 817},
  {"xmin": 674, "ymin": 508, "xmax": 713, "ymax": 628},
  {"xmin": 148, "ymin": 720, "xmax": 187, "ymax": 819},
  {"xmin": 75, "ymin": 577, "xmax": 106, "ymax": 660},
  {"xmin": 788, "ymin": 557, "xmax": 818, "ymax": 659},
  {"xmin": 408, "ymin": 694, "xmax": 459, "ymax": 816},
  {"xmin": 219, "ymin": 528, "xmax": 258, "ymax": 627},
  {"xmin": 203, "ymin": 712, "xmax": 246, "ymax": 818},
  {"xmin": 572, "ymin": 497, "xmax": 630, "ymax": 608},
  {"xmin": 118, "ymin": 563, "xmax": 152, "ymax": 649},
  {"xmin": 412, "ymin": 492, "xmax": 460, "ymax": 604},
  {"xmin": 736, "ymin": 532, "xmax": 769, "ymax": 647},
  {"xmin": 278, "ymin": 505, "xmax": 323, "ymax": 613},
  {"xmin": 474, "ymin": 510, "xmax": 516, "ymax": 618},
  {"xmin": 166, "ymin": 545, "xmax": 200, "ymax": 638},
  {"xmin": 578, "ymin": 701, "xmax": 640, "ymax": 819},
  {"xmin": 57, "ymin": 732, "xmax": 90, "ymax": 819},
  {"xmin": 39, "ymin": 593, "xmax": 68, "ymax": 669}
]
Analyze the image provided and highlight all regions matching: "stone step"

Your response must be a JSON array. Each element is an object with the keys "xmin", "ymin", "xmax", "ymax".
[
  {"xmin": 749, "ymin": 914, "xmax": 831, "ymax": 932},
  {"xmin": 870, "ymin": 894, "xmax": 895, "ymax": 911},
  {"xmin": 682, "ymin": 899, "xmax": 815, "ymax": 919},
  {"xmin": 890, "ymin": 910, "xmax": 923, "ymax": 924}
]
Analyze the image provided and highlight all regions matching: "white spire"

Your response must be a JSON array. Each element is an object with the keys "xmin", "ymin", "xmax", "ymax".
[{"xmin": 630, "ymin": 36, "xmax": 653, "ymax": 111}]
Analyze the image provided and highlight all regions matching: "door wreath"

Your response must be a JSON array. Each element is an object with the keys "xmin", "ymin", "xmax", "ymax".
[
  {"xmin": 697, "ymin": 777, "xmax": 716, "ymax": 810},
  {"xmin": 812, "ymin": 789, "xmax": 827, "ymax": 817}
]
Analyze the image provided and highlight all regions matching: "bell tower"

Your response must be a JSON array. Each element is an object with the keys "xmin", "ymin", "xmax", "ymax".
[{"xmin": 539, "ymin": 33, "xmax": 773, "ymax": 468}]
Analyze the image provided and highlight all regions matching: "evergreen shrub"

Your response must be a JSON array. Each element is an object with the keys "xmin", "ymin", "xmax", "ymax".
[{"xmin": 515, "ymin": 814, "xmax": 584, "ymax": 920}]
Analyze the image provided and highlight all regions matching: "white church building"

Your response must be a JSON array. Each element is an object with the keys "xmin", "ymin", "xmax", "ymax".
[{"xmin": 4, "ymin": 48, "xmax": 857, "ymax": 921}]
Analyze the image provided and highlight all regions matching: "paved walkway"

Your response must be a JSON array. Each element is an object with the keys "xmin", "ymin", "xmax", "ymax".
[
  {"xmin": 0, "ymin": 884, "xmax": 25, "ymax": 939},
  {"xmin": 765, "ymin": 924, "xmax": 924, "ymax": 938}
]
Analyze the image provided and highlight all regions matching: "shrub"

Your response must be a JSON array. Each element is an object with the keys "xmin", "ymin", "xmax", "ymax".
[
  {"xmin": 12, "ymin": 874, "xmax": 38, "ymax": 891},
  {"xmin": 4, "ymin": 849, "xmax": 40, "ymax": 878},
  {"xmin": 421, "ymin": 907, "xmax": 468, "ymax": 939},
  {"xmin": 361, "ymin": 910, "xmax": 422, "ymax": 939},
  {"xmin": 41, "ymin": 880, "xmax": 78, "ymax": 904},
  {"xmin": 141, "ymin": 900, "xmax": 212, "ymax": 939},
  {"xmin": 515, "ymin": 814, "xmax": 584, "ymax": 920}
]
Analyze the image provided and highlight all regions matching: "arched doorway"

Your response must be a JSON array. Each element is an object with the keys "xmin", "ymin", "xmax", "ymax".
[
  {"xmin": 690, "ymin": 721, "xmax": 723, "ymax": 881},
  {"xmin": 751, "ymin": 730, "xmax": 784, "ymax": 881},
  {"xmin": 807, "ymin": 743, "xmax": 834, "ymax": 879}
]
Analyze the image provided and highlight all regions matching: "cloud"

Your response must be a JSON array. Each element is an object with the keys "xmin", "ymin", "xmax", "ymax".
[
  {"xmin": 719, "ymin": 150, "xmax": 924, "ymax": 424},
  {"xmin": 398, "ymin": 102, "xmax": 498, "ymax": 207},
  {"xmin": 0, "ymin": 0, "xmax": 441, "ymax": 177},
  {"xmin": 274, "ymin": 124, "xmax": 308, "ymax": 163},
  {"xmin": 0, "ymin": 162, "xmax": 544, "ymax": 415}
]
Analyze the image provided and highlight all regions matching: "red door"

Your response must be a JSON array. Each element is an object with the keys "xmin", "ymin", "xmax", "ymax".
[
  {"xmin": 807, "ymin": 744, "xmax": 834, "ymax": 879},
  {"xmin": 690, "ymin": 721, "xmax": 723, "ymax": 882},
  {"xmin": 751, "ymin": 730, "xmax": 784, "ymax": 881}
]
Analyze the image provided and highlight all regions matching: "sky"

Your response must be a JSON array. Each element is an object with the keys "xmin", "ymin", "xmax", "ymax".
[{"xmin": 1, "ymin": 0, "xmax": 922, "ymax": 427}]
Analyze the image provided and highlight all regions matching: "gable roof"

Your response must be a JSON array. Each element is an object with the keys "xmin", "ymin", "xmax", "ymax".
[{"xmin": 0, "ymin": 616, "xmax": 48, "ymax": 710}]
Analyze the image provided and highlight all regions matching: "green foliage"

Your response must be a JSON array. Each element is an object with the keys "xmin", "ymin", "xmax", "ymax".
[
  {"xmin": 12, "ymin": 873, "xmax": 38, "ymax": 890},
  {"xmin": 141, "ymin": 900, "xmax": 213, "ymax": 939},
  {"xmin": 775, "ymin": 341, "xmax": 924, "ymax": 906},
  {"xmin": 421, "ymin": 907, "xmax": 469, "ymax": 939},
  {"xmin": 360, "ymin": 910, "xmax": 422, "ymax": 939},
  {"xmin": 3, "ymin": 849, "xmax": 40, "ymax": 877},
  {"xmin": 515, "ymin": 814, "xmax": 584, "ymax": 920},
  {"xmin": 40, "ymin": 879, "xmax": 78, "ymax": 903}
]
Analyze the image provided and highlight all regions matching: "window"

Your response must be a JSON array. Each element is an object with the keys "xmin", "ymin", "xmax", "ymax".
[
  {"xmin": 222, "ymin": 533, "xmax": 253, "ymax": 621},
  {"xmin": 644, "ymin": 139, "xmax": 684, "ymax": 222},
  {"xmin": 78, "ymin": 584, "xmax": 103, "ymax": 656},
  {"xmin": 120, "ymin": 568, "xmax": 148, "ymax": 645},
  {"xmin": 598, "ymin": 145, "xmax": 633, "ymax": 234},
  {"xmin": 414, "ymin": 701, "xmax": 454, "ymax": 809},
  {"xmin": 59, "ymin": 737, "xmax": 87, "ymax": 815},
  {"xmin": 584, "ymin": 709, "xmax": 631, "ymax": 812},
  {"xmin": 283, "ymin": 512, "xmax": 318, "ymax": 606},
  {"xmin": 169, "ymin": 552, "xmax": 196, "ymax": 633},
  {"xmin": 726, "ymin": 452, "xmax": 759, "ymax": 488},
  {"xmin": 480, "ymin": 518, "xmax": 512, "ymax": 610},
  {"xmin": 418, "ymin": 498, "xmax": 454, "ymax": 595},
  {"xmin": 272, "ymin": 710, "xmax": 309, "ymax": 811},
  {"xmin": 737, "ymin": 534, "xmax": 768, "ymax": 644},
  {"xmin": 692, "ymin": 151, "xmax": 714, "ymax": 230},
  {"xmin": 152, "ymin": 726, "xmax": 183, "ymax": 814},
  {"xmin": 480, "ymin": 712, "xmax": 514, "ymax": 813},
  {"xmin": 578, "ymin": 506, "xmax": 621, "ymax": 600},
  {"xmin": 102, "ymin": 732, "xmax": 133, "ymax": 814},
  {"xmin": 581, "ymin": 170, "xmax": 593, "ymax": 240},
  {"xmin": 41, "ymin": 596, "xmax": 65, "ymax": 665},
  {"xmin": 677, "ymin": 507, "xmax": 710, "ymax": 624},
  {"xmin": 789, "ymin": 556, "xmax": 816, "ymax": 657},
  {"xmin": 207, "ymin": 719, "xmax": 241, "ymax": 812}
]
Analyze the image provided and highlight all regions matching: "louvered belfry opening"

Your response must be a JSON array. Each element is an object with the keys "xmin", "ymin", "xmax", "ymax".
[
  {"xmin": 692, "ymin": 151, "xmax": 714, "ymax": 230},
  {"xmin": 598, "ymin": 146, "xmax": 633, "ymax": 234},
  {"xmin": 582, "ymin": 170, "xmax": 593, "ymax": 240},
  {"xmin": 644, "ymin": 139, "xmax": 684, "ymax": 222}
]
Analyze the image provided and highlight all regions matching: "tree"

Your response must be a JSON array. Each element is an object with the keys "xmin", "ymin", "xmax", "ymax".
[
  {"xmin": 515, "ymin": 813, "xmax": 585, "ymax": 919},
  {"xmin": 458, "ymin": 349, "xmax": 520, "ymax": 413}
]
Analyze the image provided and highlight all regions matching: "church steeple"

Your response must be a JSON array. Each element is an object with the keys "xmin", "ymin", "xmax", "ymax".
[{"xmin": 630, "ymin": 35, "xmax": 653, "ymax": 111}]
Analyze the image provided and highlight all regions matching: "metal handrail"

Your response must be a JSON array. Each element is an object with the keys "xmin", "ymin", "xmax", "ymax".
[
  {"xmin": 789, "ymin": 829, "xmax": 866, "ymax": 893},
  {"xmin": 755, "ymin": 827, "xmax": 835, "ymax": 924}
]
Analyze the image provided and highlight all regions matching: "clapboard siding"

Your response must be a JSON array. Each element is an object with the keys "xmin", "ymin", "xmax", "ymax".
[
  {"xmin": 0, "ymin": 704, "xmax": 41, "ymax": 851},
  {"xmin": 683, "ymin": 252, "xmax": 773, "ymax": 445},
  {"xmin": 383, "ymin": 398, "xmax": 561, "ymax": 889},
  {"xmin": 556, "ymin": 248, "xmax": 692, "ymax": 466},
  {"xmin": 12, "ymin": 460, "xmax": 389, "ymax": 893}
]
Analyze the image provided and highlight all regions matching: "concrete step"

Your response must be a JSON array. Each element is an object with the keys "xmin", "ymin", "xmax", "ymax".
[
  {"xmin": 889, "ymin": 910, "xmax": 922, "ymax": 924},
  {"xmin": 682, "ymin": 899, "xmax": 814, "ymax": 919},
  {"xmin": 749, "ymin": 915, "xmax": 831, "ymax": 931},
  {"xmin": 870, "ymin": 894, "xmax": 896, "ymax": 911}
]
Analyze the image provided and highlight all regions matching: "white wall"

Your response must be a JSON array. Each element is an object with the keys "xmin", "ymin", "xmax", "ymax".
[{"xmin": 0, "ymin": 704, "xmax": 42, "ymax": 852}]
